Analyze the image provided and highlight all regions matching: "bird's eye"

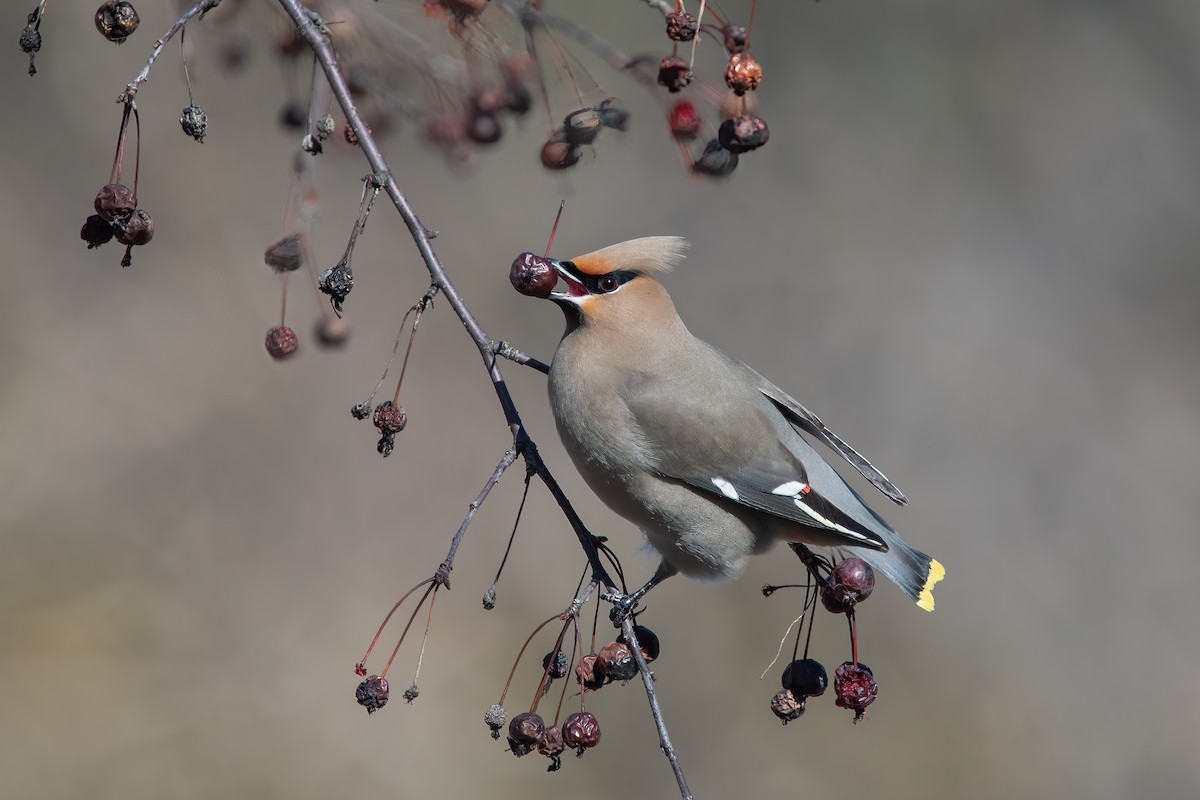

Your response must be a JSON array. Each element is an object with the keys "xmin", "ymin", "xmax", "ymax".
[{"xmin": 597, "ymin": 274, "xmax": 619, "ymax": 293}]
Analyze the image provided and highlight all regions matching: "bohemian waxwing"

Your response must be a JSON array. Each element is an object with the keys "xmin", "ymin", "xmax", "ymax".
[{"xmin": 523, "ymin": 236, "xmax": 944, "ymax": 611}]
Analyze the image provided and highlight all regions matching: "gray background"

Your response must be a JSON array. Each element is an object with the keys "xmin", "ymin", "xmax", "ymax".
[{"xmin": 3, "ymin": 1, "xmax": 1198, "ymax": 798}]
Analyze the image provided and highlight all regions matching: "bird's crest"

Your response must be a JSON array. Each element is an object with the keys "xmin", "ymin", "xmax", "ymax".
[{"xmin": 570, "ymin": 236, "xmax": 688, "ymax": 276}]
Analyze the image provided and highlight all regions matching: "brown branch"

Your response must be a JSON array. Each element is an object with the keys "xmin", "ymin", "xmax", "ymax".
[{"xmin": 119, "ymin": 0, "xmax": 222, "ymax": 103}]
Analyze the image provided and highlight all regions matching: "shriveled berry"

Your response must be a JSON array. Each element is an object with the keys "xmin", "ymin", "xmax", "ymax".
[
  {"xmin": 540, "ymin": 138, "xmax": 580, "ymax": 171},
  {"xmin": 562, "ymin": 711, "xmax": 600, "ymax": 751},
  {"xmin": 771, "ymin": 688, "xmax": 805, "ymax": 723},
  {"xmin": 377, "ymin": 433, "xmax": 395, "ymax": 457},
  {"xmin": 180, "ymin": 104, "xmax": 207, "ymax": 143},
  {"xmin": 718, "ymin": 114, "xmax": 769, "ymax": 153},
  {"xmin": 318, "ymin": 261, "xmax": 353, "ymax": 312},
  {"xmin": 563, "ymin": 107, "xmax": 602, "ymax": 146},
  {"xmin": 665, "ymin": 11, "xmax": 697, "ymax": 42},
  {"xmin": 355, "ymin": 674, "xmax": 389, "ymax": 713},
  {"xmin": 402, "ymin": 684, "xmax": 420, "ymax": 703},
  {"xmin": 834, "ymin": 661, "xmax": 877, "ymax": 720},
  {"xmin": 542, "ymin": 650, "xmax": 569, "ymax": 680},
  {"xmin": 114, "ymin": 208, "xmax": 154, "ymax": 247},
  {"xmin": 504, "ymin": 83, "xmax": 533, "ymax": 115},
  {"xmin": 95, "ymin": 1, "xmax": 139, "ymax": 44},
  {"xmin": 538, "ymin": 725, "xmax": 565, "ymax": 770},
  {"xmin": 351, "ymin": 402, "xmax": 372, "ymax": 420},
  {"xmin": 617, "ymin": 624, "xmax": 661, "ymax": 664},
  {"xmin": 373, "ymin": 401, "xmax": 406, "ymax": 434},
  {"xmin": 81, "ymin": 214, "xmax": 114, "ymax": 249},
  {"xmin": 722, "ymin": 23, "xmax": 748, "ymax": 54},
  {"xmin": 466, "ymin": 110, "xmax": 502, "ymax": 144},
  {"xmin": 279, "ymin": 102, "xmax": 307, "ymax": 131},
  {"xmin": 595, "ymin": 98, "xmax": 629, "ymax": 131},
  {"xmin": 265, "ymin": 325, "xmax": 299, "ymax": 360},
  {"xmin": 575, "ymin": 653, "xmax": 604, "ymax": 692},
  {"xmin": 830, "ymin": 557, "xmax": 875, "ymax": 606},
  {"xmin": 484, "ymin": 703, "xmax": 507, "ymax": 738},
  {"xmin": 94, "ymin": 183, "xmax": 136, "ymax": 222},
  {"xmin": 20, "ymin": 14, "xmax": 41, "ymax": 75},
  {"xmin": 510, "ymin": 252, "xmax": 558, "ymax": 298},
  {"xmin": 724, "ymin": 52, "xmax": 763, "ymax": 95},
  {"xmin": 692, "ymin": 139, "xmax": 738, "ymax": 177},
  {"xmin": 315, "ymin": 114, "xmax": 335, "ymax": 140},
  {"xmin": 781, "ymin": 658, "xmax": 828, "ymax": 698},
  {"xmin": 508, "ymin": 711, "xmax": 545, "ymax": 745},
  {"xmin": 669, "ymin": 101, "xmax": 700, "ymax": 141},
  {"xmin": 263, "ymin": 233, "xmax": 306, "ymax": 273},
  {"xmin": 658, "ymin": 55, "xmax": 692, "ymax": 93},
  {"xmin": 315, "ymin": 316, "xmax": 351, "ymax": 347},
  {"xmin": 595, "ymin": 641, "xmax": 637, "ymax": 683}
]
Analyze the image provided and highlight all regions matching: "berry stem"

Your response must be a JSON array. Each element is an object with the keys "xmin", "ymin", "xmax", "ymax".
[
  {"xmin": 528, "ymin": 616, "xmax": 573, "ymax": 714},
  {"xmin": 543, "ymin": 201, "xmax": 565, "ymax": 258},
  {"xmin": 391, "ymin": 300, "xmax": 425, "ymax": 405},
  {"xmin": 848, "ymin": 611, "xmax": 858, "ymax": 668},
  {"xmin": 380, "ymin": 581, "xmax": 436, "ymax": 679},
  {"xmin": 410, "ymin": 583, "xmax": 439, "ymax": 688},
  {"xmin": 109, "ymin": 101, "xmax": 132, "ymax": 185},
  {"xmin": 280, "ymin": 273, "xmax": 289, "ymax": 327},
  {"xmin": 497, "ymin": 613, "xmax": 560, "ymax": 708},
  {"xmin": 356, "ymin": 577, "xmax": 435, "ymax": 673},
  {"xmin": 180, "ymin": 27, "xmax": 195, "ymax": 106},
  {"xmin": 484, "ymin": 469, "xmax": 533, "ymax": 603}
]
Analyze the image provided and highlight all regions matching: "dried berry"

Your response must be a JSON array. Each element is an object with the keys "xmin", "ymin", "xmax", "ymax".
[
  {"xmin": 595, "ymin": 98, "xmax": 630, "ymax": 131},
  {"xmin": 114, "ymin": 208, "xmax": 154, "ymax": 247},
  {"xmin": 180, "ymin": 104, "xmax": 207, "ymax": 143},
  {"xmin": 318, "ymin": 261, "xmax": 353, "ymax": 312},
  {"xmin": 575, "ymin": 653, "xmax": 604, "ymax": 692},
  {"xmin": 538, "ymin": 725, "xmax": 565, "ymax": 770},
  {"xmin": 466, "ymin": 110, "xmax": 502, "ymax": 144},
  {"xmin": 771, "ymin": 688, "xmax": 805, "ymax": 723},
  {"xmin": 617, "ymin": 624, "xmax": 661, "ymax": 664},
  {"xmin": 402, "ymin": 684, "xmax": 420, "ymax": 703},
  {"xmin": 562, "ymin": 711, "xmax": 600, "ymax": 752},
  {"xmin": 722, "ymin": 24, "xmax": 749, "ymax": 54},
  {"xmin": 668, "ymin": 101, "xmax": 700, "ymax": 141},
  {"xmin": 508, "ymin": 711, "xmax": 545, "ymax": 745},
  {"xmin": 351, "ymin": 402, "xmax": 371, "ymax": 420},
  {"xmin": 263, "ymin": 233, "xmax": 306, "ymax": 273},
  {"xmin": 782, "ymin": 658, "xmax": 828, "ymax": 699},
  {"xmin": 265, "ymin": 325, "xmax": 299, "ymax": 360},
  {"xmin": 657, "ymin": 55, "xmax": 692, "ymax": 93},
  {"xmin": 94, "ymin": 183, "xmax": 136, "ymax": 223},
  {"xmin": 834, "ymin": 661, "xmax": 877, "ymax": 720},
  {"xmin": 315, "ymin": 113, "xmax": 335, "ymax": 140},
  {"xmin": 376, "ymin": 433, "xmax": 395, "ymax": 457},
  {"xmin": 665, "ymin": 11, "xmax": 697, "ymax": 42},
  {"xmin": 510, "ymin": 252, "xmax": 558, "ymax": 298},
  {"xmin": 504, "ymin": 83, "xmax": 533, "ymax": 116},
  {"xmin": 355, "ymin": 674, "xmax": 389, "ymax": 714},
  {"xmin": 20, "ymin": 13, "xmax": 41, "ymax": 75},
  {"xmin": 595, "ymin": 641, "xmax": 637, "ymax": 683},
  {"xmin": 692, "ymin": 139, "xmax": 739, "ymax": 177},
  {"xmin": 373, "ymin": 400, "xmax": 407, "ymax": 434},
  {"xmin": 539, "ymin": 138, "xmax": 580, "ymax": 171},
  {"xmin": 724, "ymin": 52, "xmax": 763, "ymax": 95},
  {"xmin": 315, "ymin": 316, "xmax": 351, "ymax": 348},
  {"xmin": 95, "ymin": 1, "xmax": 139, "ymax": 44},
  {"xmin": 279, "ymin": 102, "xmax": 307, "ymax": 131},
  {"xmin": 81, "ymin": 214, "xmax": 114, "ymax": 249},
  {"xmin": 717, "ymin": 114, "xmax": 769, "ymax": 153},
  {"xmin": 563, "ymin": 108, "xmax": 602, "ymax": 147},
  {"xmin": 542, "ymin": 650, "xmax": 569, "ymax": 680},
  {"xmin": 484, "ymin": 703, "xmax": 507, "ymax": 738}
]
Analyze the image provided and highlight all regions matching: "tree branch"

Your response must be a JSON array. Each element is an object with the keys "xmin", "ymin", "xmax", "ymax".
[{"xmin": 119, "ymin": 0, "xmax": 222, "ymax": 103}]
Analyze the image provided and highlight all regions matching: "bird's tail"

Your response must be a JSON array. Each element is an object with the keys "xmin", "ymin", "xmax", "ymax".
[{"xmin": 857, "ymin": 538, "xmax": 944, "ymax": 612}]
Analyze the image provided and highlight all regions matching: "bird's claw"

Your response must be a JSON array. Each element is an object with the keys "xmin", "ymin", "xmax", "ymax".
[{"xmin": 603, "ymin": 591, "xmax": 640, "ymax": 625}]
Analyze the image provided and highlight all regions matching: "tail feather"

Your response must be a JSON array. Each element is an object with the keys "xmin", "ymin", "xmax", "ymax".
[{"xmin": 857, "ymin": 539, "xmax": 944, "ymax": 611}]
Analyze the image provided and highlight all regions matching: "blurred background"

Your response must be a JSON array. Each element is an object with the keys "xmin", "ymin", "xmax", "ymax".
[{"xmin": 4, "ymin": 1, "xmax": 1199, "ymax": 798}]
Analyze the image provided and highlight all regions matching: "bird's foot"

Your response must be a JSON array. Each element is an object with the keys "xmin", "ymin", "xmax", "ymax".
[{"xmin": 602, "ymin": 590, "xmax": 641, "ymax": 625}]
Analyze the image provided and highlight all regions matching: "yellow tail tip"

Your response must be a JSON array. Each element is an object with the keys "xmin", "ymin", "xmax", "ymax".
[{"xmin": 916, "ymin": 558, "xmax": 945, "ymax": 612}]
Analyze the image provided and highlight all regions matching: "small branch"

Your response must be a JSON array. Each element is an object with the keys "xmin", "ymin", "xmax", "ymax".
[
  {"xmin": 119, "ymin": 0, "xmax": 222, "ymax": 103},
  {"xmin": 491, "ymin": 340, "xmax": 550, "ymax": 374},
  {"xmin": 439, "ymin": 446, "xmax": 521, "ymax": 583},
  {"xmin": 621, "ymin": 617, "xmax": 692, "ymax": 800}
]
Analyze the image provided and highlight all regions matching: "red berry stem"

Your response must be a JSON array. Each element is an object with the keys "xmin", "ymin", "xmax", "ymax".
[
  {"xmin": 848, "ymin": 611, "xmax": 858, "ymax": 668},
  {"xmin": 109, "ymin": 100, "xmax": 132, "ymax": 186},
  {"xmin": 529, "ymin": 615, "xmax": 574, "ymax": 715},
  {"xmin": 355, "ymin": 576, "xmax": 435, "ymax": 675},
  {"xmin": 552, "ymin": 617, "xmax": 581, "ymax": 725},
  {"xmin": 497, "ymin": 613, "xmax": 560, "ymax": 708},
  {"xmin": 392, "ymin": 298, "xmax": 426, "ymax": 406},
  {"xmin": 280, "ymin": 273, "xmax": 289, "ymax": 327},
  {"xmin": 379, "ymin": 581, "xmax": 436, "ymax": 679},
  {"xmin": 543, "ymin": 200, "xmax": 565, "ymax": 258},
  {"xmin": 409, "ymin": 582, "xmax": 439, "ymax": 689}
]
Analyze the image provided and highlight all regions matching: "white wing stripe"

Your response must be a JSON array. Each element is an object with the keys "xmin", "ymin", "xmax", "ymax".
[
  {"xmin": 771, "ymin": 481, "xmax": 809, "ymax": 496},
  {"xmin": 791, "ymin": 498, "xmax": 873, "ymax": 541},
  {"xmin": 711, "ymin": 477, "xmax": 740, "ymax": 501}
]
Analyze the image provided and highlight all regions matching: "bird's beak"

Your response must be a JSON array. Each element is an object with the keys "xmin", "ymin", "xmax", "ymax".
[{"xmin": 548, "ymin": 258, "xmax": 589, "ymax": 301}]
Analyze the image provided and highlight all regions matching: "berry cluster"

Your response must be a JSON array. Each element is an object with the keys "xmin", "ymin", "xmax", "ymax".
[{"xmin": 767, "ymin": 556, "xmax": 881, "ymax": 724}]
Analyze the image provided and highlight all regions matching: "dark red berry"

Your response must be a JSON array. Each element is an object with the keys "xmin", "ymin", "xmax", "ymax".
[
  {"xmin": 575, "ymin": 654, "xmax": 604, "ymax": 692},
  {"xmin": 781, "ymin": 658, "xmax": 828, "ymax": 699},
  {"xmin": 114, "ymin": 208, "xmax": 154, "ymax": 246},
  {"xmin": 657, "ymin": 55, "xmax": 692, "ymax": 93},
  {"xmin": 373, "ymin": 401, "xmax": 407, "ymax": 434},
  {"xmin": 315, "ymin": 316, "xmax": 351, "ymax": 347},
  {"xmin": 771, "ymin": 688, "xmax": 805, "ymax": 723},
  {"xmin": 507, "ymin": 711, "xmax": 545, "ymax": 745},
  {"xmin": 724, "ymin": 52, "xmax": 763, "ymax": 95},
  {"xmin": 669, "ymin": 101, "xmax": 700, "ymax": 140},
  {"xmin": 94, "ymin": 183, "xmax": 136, "ymax": 222},
  {"xmin": 81, "ymin": 214, "xmax": 114, "ymax": 249},
  {"xmin": 263, "ymin": 233, "xmax": 306, "ymax": 273},
  {"xmin": 539, "ymin": 138, "xmax": 580, "ymax": 171},
  {"xmin": 831, "ymin": 557, "xmax": 876, "ymax": 605},
  {"xmin": 834, "ymin": 661, "xmax": 877, "ymax": 720},
  {"xmin": 717, "ymin": 114, "xmax": 769, "ymax": 153},
  {"xmin": 279, "ymin": 102, "xmax": 307, "ymax": 131},
  {"xmin": 466, "ymin": 110, "xmax": 502, "ymax": 144},
  {"xmin": 692, "ymin": 139, "xmax": 738, "ymax": 177},
  {"xmin": 538, "ymin": 724, "xmax": 565, "ymax": 770},
  {"xmin": 722, "ymin": 24, "xmax": 749, "ymax": 54},
  {"xmin": 504, "ymin": 83, "xmax": 533, "ymax": 115},
  {"xmin": 510, "ymin": 252, "xmax": 558, "ymax": 298},
  {"xmin": 617, "ymin": 624, "xmax": 661, "ymax": 664},
  {"xmin": 95, "ymin": 1, "xmax": 139, "ymax": 43},
  {"xmin": 665, "ymin": 11, "xmax": 697, "ymax": 42},
  {"xmin": 595, "ymin": 641, "xmax": 637, "ymax": 683},
  {"xmin": 265, "ymin": 325, "xmax": 299, "ymax": 360},
  {"xmin": 562, "ymin": 711, "xmax": 600, "ymax": 751},
  {"xmin": 542, "ymin": 650, "xmax": 569, "ymax": 680},
  {"xmin": 355, "ymin": 674, "xmax": 389, "ymax": 713}
]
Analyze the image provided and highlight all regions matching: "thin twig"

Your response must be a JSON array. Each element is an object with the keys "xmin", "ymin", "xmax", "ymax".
[
  {"xmin": 119, "ymin": 0, "xmax": 222, "ymax": 103},
  {"xmin": 439, "ymin": 447, "xmax": 520, "ymax": 583},
  {"xmin": 622, "ymin": 617, "xmax": 692, "ymax": 800}
]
